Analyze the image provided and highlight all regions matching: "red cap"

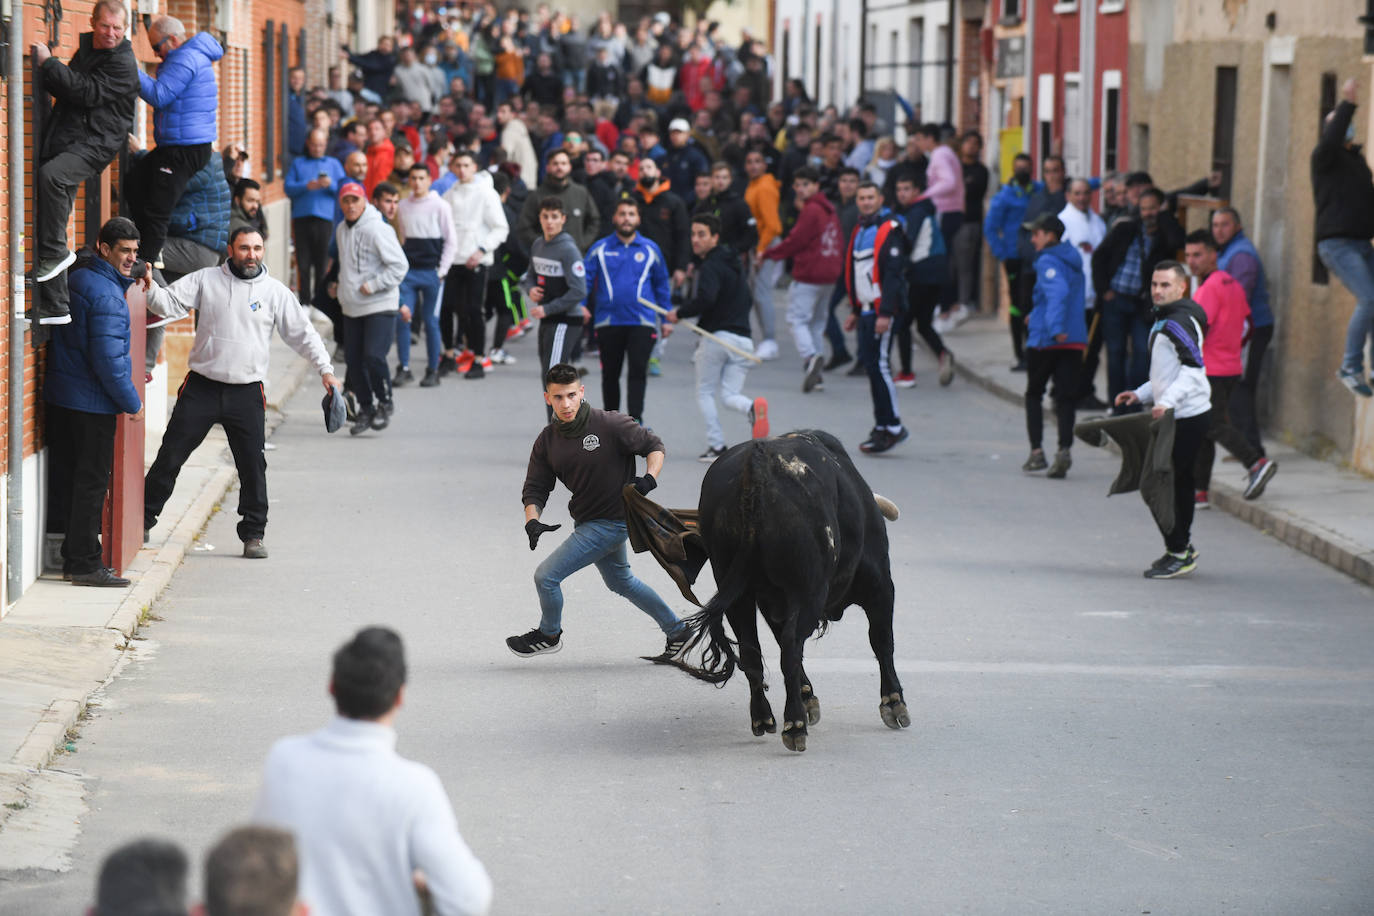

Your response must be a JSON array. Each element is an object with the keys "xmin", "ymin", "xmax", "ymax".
[{"xmin": 338, "ymin": 181, "xmax": 367, "ymax": 200}]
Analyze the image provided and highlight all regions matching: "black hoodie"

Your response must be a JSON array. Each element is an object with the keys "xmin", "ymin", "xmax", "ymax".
[
  {"xmin": 1311, "ymin": 100, "xmax": 1374, "ymax": 242},
  {"xmin": 40, "ymin": 33, "xmax": 140, "ymax": 166},
  {"xmin": 676, "ymin": 244, "xmax": 752, "ymax": 337}
]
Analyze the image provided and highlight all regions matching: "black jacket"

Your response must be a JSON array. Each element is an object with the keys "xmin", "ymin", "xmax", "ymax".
[
  {"xmin": 586, "ymin": 62, "xmax": 624, "ymax": 100},
  {"xmin": 1312, "ymin": 100, "xmax": 1374, "ymax": 242},
  {"xmin": 40, "ymin": 33, "xmax": 139, "ymax": 166},
  {"xmin": 676, "ymin": 244, "xmax": 752, "ymax": 337},
  {"xmin": 1091, "ymin": 210, "xmax": 1185, "ymax": 301},
  {"xmin": 693, "ymin": 189, "xmax": 757, "ymax": 258},
  {"xmin": 634, "ymin": 183, "xmax": 691, "ymax": 274},
  {"xmin": 522, "ymin": 70, "xmax": 564, "ymax": 111},
  {"xmin": 587, "ymin": 171, "xmax": 632, "ymax": 238}
]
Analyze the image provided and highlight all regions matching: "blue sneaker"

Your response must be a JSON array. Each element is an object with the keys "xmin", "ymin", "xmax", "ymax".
[
  {"xmin": 648, "ymin": 357, "xmax": 662, "ymax": 377},
  {"xmin": 1338, "ymin": 368, "xmax": 1373, "ymax": 397}
]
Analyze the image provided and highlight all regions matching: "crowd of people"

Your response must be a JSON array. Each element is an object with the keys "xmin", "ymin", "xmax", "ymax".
[{"xmin": 35, "ymin": 3, "xmax": 1374, "ymax": 906}]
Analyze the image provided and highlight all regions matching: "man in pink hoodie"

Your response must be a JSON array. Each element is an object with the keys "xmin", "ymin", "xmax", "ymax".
[
  {"xmin": 914, "ymin": 123, "xmax": 965, "ymax": 325},
  {"xmin": 762, "ymin": 166, "xmax": 845, "ymax": 392},
  {"xmin": 1185, "ymin": 229, "xmax": 1277, "ymax": 505}
]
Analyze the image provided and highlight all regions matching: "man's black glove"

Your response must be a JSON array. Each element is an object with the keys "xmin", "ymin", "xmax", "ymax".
[
  {"xmin": 632, "ymin": 474, "xmax": 657, "ymax": 495},
  {"xmin": 525, "ymin": 518, "xmax": 561, "ymax": 551}
]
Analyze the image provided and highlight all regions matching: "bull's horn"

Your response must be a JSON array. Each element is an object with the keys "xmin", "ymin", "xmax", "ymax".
[{"xmin": 874, "ymin": 494, "xmax": 899, "ymax": 521}]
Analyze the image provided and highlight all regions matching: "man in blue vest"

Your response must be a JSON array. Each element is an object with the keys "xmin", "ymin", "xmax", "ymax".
[{"xmin": 1211, "ymin": 207, "xmax": 1275, "ymax": 457}]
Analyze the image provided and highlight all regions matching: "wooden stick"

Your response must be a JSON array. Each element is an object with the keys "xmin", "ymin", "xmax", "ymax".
[{"xmin": 637, "ymin": 297, "xmax": 763, "ymax": 364}]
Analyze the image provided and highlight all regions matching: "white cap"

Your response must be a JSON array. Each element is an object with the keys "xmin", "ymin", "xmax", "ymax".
[{"xmin": 668, "ymin": 118, "xmax": 691, "ymax": 133}]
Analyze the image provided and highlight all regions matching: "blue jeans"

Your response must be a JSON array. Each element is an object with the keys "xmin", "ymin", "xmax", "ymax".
[
  {"xmin": 1101, "ymin": 293, "xmax": 1151, "ymax": 402},
  {"xmin": 855, "ymin": 311, "xmax": 901, "ymax": 430},
  {"xmin": 534, "ymin": 519, "xmax": 682, "ymax": 637},
  {"xmin": 1317, "ymin": 237, "xmax": 1374, "ymax": 374},
  {"xmin": 397, "ymin": 269, "xmax": 443, "ymax": 372}
]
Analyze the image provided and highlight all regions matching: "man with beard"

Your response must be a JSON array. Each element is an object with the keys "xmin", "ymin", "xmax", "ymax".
[
  {"xmin": 230, "ymin": 178, "xmax": 269, "ymax": 243},
  {"xmin": 631, "ymin": 156, "xmax": 691, "ymax": 287},
  {"xmin": 143, "ymin": 228, "xmax": 340, "ymax": 559},
  {"xmin": 584, "ymin": 148, "xmax": 630, "ymax": 241},
  {"xmin": 694, "ymin": 162, "xmax": 757, "ymax": 266},
  {"xmin": 515, "ymin": 148, "xmax": 600, "ymax": 251}
]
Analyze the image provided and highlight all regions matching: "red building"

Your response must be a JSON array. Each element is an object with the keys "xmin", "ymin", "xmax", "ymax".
[{"xmin": 1026, "ymin": 0, "xmax": 1130, "ymax": 180}]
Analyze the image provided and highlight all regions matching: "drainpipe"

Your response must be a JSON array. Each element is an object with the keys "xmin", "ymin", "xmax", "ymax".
[{"xmin": 6, "ymin": 1, "xmax": 25, "ymax": 603}]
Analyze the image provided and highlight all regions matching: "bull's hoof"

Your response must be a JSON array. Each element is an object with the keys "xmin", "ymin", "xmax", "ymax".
[
  {"xmin": 879, "ymin": 693, "xmax": 911, "ymax": 729},
  {"xmin": 752, "ymin": 716, "xmax": 776, "ymax": 736},
  {"xmin": 804, "ymin": 695, "xmax": 821, "ymax": 725},
  {"xmin": 781, "ymin": 721, "xmax": 807, "ymax": 752}
]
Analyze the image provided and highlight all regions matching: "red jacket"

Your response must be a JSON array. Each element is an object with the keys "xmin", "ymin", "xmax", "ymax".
[
  {"xmin": 1195, "ymin": 268, "xmax": 1250, "ymax": 377},
  {"xmin": 763, "ymin": 192, "xmax": 843, "ymax": 284}
]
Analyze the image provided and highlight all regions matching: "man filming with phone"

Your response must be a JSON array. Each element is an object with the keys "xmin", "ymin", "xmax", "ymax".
[{"xmin": 285, "ymin": 128, "xmax": 347, "ymax": 309}]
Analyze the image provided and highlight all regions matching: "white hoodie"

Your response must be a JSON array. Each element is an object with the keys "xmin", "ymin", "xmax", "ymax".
[
  {"xmin": 147, "ymin": 263, "xmax": 333, "ymax": 384},
  {"xmin": 443, "ymin": 170, "xmax": 509, "ymax": 268},
  {"xmin": 499, "ymin": 118, "xmax": 538, "ymax": 186}
]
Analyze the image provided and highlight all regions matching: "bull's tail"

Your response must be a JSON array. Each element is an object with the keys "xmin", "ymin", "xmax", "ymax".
[{"xmin": 665, "ymin": 541, "xmax": 753, "ymax": 685}]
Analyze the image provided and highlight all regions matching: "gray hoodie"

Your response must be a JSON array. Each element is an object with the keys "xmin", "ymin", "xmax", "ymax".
[
  {"xmin": 336, "ymin": 203, "xmax": 409, "ymax": 318},
  {"xmin": 521, "ymin": 231, "xmax": 587, "ymax": 324}
]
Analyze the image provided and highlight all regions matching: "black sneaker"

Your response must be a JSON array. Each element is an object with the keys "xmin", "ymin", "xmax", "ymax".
[
  {"xmin": 419, "ymin": 368, "xmax": 440, "ymax": 387},
  {"xmin": 1046, "ymin": 449, "xmax": 1072, "ymax": 479},
  {"xmin": 343, "ymin": 389, "xmax": 360, "ymax": 422},
  {"xmin": 1022, "ymin": 449, "xmax": 1048, "ymax": 472},
  {"xmin": 1243, "ymin": 457, "xmax": 1277, "ymax": 500},
  {"xmin": 507, "ymin": 627, "xmax": 562, "ymax": 657},
  {"xmin": 662, "ymin": 625, "xmax": 690, "ymax": 658},
  {"xmin": 370, "ymin": 403, "xmax": 392, "ymax": 430},
  {"xmin": 35, "ymin": 298, "xmax": 72, "ymax": 326},
  {"xmin": 465, "ymin": 362, "xmax": 485, "ymax": 379},
  {"xmin": 349, "ymin": 409, "xmax": 374, "ymax": 436},
  {"xmin": 846, "ymin": 360, "xmax": 867, "ymax": 377},
  {"xmin": 859, "ymin": 426, "xmax": 909, "ymax": 454},
  {"xmin": 825, "ymin": 352, "xmax": 852, "ymax": 371},
  {"xmin": 242, "ymin": 539, "xmax": 269, "ymax": 560},
  {"xmin": 1144, "ymin": 549, "xmax": 1197, "ymax": 579},
  {"xmin": 698, "ymin": 446, "xmax": 726, "ymax": 463},
  {"xmin": 393, "ymin": 366, "xmax": 414, "ymax": 386},
  {"xmin": 33, "ymin": 250, "xmax": 76, "ymax": 284},
  {"xmin": 437, "ymin": 354, "xmax": 457, "ymax": 377},
  {"xmin": 70, "ymin": 566, "xmax": 130, "ymax": 587},
  {"xmin": 802, "ymin": 354, "xmax": 825, "ymax": 393}
]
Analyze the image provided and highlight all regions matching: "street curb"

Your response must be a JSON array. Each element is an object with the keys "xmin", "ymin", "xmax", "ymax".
[
  {"xmin": 0, "ymin": 343, "xmax": 319, "ymax": 818},
  {"xmin": 954, "ymin": 357, "xmax": 1374, "ymax": 589}
]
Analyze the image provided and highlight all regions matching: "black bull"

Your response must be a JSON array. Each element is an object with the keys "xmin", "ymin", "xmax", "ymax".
[{"xmin": 635, "ymin": 430, "xmax": 910, "ymax": 752}]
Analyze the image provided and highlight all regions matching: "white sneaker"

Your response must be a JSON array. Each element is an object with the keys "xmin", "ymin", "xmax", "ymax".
[
  {"xmin": 755, "ymin": 339, "xmax": 780, "ymax": 360},
  {"xmin": 947, "ymin": 303, "xmax": 972, "ymax": 328},
  {"xmin": 490, "ymin": 349, "xmax": 516, "ymax": 364},
  {"xmin": 932, "ymin": 313, "xmax": 954, "ymax": 334}
]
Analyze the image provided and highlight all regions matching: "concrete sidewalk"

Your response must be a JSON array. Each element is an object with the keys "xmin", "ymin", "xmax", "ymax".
[
  {"xmin": 946, "ymin": 313, "xmax": 1374, "ymax": 588},
  {"xmin": 0, "ymin": 323, "xmax": 328, "ymax": 818}
]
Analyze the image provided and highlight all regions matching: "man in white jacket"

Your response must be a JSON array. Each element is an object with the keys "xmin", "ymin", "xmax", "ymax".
[
  {"xmin": 336, "ymin": 180, "xmax": 409, "ymax": 434},
  {"xmin": 143, "ymin": 227, "xmax": 339, "ymax": 559},
  {"xmin": 1114, "ymin": 261, "xmax": 1213, "ymax": 580},
  {"xmin": 496, "ymin": 101, "xmax": 538, "ymax": 187},
  {"xmin": 441, "ymin": 151, "xmax": 509, "ymax": 379},
  {"xmin": 1059, "ymin": 178, "xmax": 1108, "ymax": 408},
  {"xmin": 253, "ymin": 627, "xmax": 493, "ymax": 916}
]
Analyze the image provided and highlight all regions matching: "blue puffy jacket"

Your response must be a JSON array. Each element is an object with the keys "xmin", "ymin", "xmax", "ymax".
[
  {"xmin": 983, "ymin": 179, "xmax": 1040, "ymax": 261},
  {"xmin": 168, "ymin": 155, "xmax": 231, "ymax": 251},
  {"xmin": 584, "ymin": 233, "xmax": 672, "ymax": 328},
  {"xmin": 44, "ymin": 256, "xmax": 141, "ymax": 416},
  {"xmin": 1027, "ymin": 240, "xmax": 1088, "ymax": 349},
  {"xmin": 139, "ymin": 32, "xmax": 223, "ymax": 145},
  {"xmin": 896, "ymin": 198, "xmax": 947, "ymax": 289}
]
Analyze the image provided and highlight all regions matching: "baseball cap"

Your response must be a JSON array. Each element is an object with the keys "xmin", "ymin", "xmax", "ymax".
[
  {"xmin": 322, "ymin": 386, "xmax": 346, "ymax": 433},
  {"xmin": 338, "ymin": 181, "xmax": 366, "ymax": 200},
  {"xmin": 1022, "ymin": 213, "xmax": 1065, "ymax": 236},
  {"xmin": 667, "ymin": 118, "xmax": 691, "ymax": 134}
]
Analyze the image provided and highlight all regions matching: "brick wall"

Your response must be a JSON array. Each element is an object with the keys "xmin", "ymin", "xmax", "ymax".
[{"xmin": 959, "ymin": 17, "xmax": 982, "ymax": 135}]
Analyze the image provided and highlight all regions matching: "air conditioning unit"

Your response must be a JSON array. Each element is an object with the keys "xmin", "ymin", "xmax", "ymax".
[{"xmin": 213, "ymin": 0, "xmax": 232, "ymax": 35}]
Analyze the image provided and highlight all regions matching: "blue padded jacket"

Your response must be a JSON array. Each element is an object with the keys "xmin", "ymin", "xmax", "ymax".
[
  {"xmin": 44, "ymin": 256, "xmax": 141, "ymax": 416},
  {"xmin": 139, "ymin": 31, "xmax": 223, "ymax": 146}
]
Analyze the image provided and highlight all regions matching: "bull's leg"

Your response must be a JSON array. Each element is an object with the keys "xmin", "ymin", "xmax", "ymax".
[
  {"xmin": 800, "ymin": 668, "xmax": 820, "ymax": 726},
  {"xmin": 777, "ymin": 628, "xmax": 809, "ymax": 752},
  {"xmin": 727, "ymin": 601, "xmax": 774, "ymax": 736},
  {"xmin": 861, "ymin": 571, "xmax": 910, "ymax": 731}
]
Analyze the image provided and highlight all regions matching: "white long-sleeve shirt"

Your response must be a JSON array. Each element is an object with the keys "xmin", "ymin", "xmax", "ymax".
[
  {"xmin": 146, "ymin": 263, "xmax": 334, "ymax": 384},
  {"xmin": 252, "ymin": 717, "xmax": 492, "ymax": 916},
  {"xmin": 1058, "ymin": 203, "xmax": 1106, "ymax": 310},
  {"xmin": 1133, "ymin": 318, "xmax": 1212, "ymax": 418},
  {"xmin": 443, "ymin": 171, "xmax": 509, "ymax": 268}
]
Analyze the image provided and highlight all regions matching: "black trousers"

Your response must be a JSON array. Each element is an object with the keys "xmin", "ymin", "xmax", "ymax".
[
  {"xmin": 1165, "ymin": 412, "xmax": 1211, "ymax": 553},
  {"xmin": 597, "ymin": 324, "xmax": 656, "ymax": 423},
  {"xmin": 1229, "ymin": 323, "xmax": 1273, "ymax": 456},
  {"xmin": 1194, "ymin": 375, "xmax": 1263, "ymax": 490},
  {"xmin": 37, "ymin": 150, "xmax": 102, "ymax": 264},
  {"xmin": 539, "ymin": 318, "xmax": 583, "ymax": 420},
  {"xmin": 441, "ymin": 264, "xmax": 487, "ymax": 353},
  {"xmin": 343, "ymin": 312, "xmax": 395, "ymax": 410},
  {"xmin": 1024, "ymin": 348, "xmax": 1081, "ymax": 451},
  {"xmin": 293, "ymin": 217, "xmax": 334, "ymax": 308},
  {"xmin": 145, "ymin": 372, "xmax": 267, "ymax": 543},
  {"xmin": 1003, "ymin": 258, "xmax": 1028, "ymax": 362},
  {"xmin": 125, "ymin": 143, "xmax": 213, "ymax": 264},
  {"xmin": 46, "ymin": 404, "xmax": 117, "ymax": 574},
  {"xmin": 937, "ymin": 211, "xmax": 963, "ymax": 308},
  {"xmin": 896, "ymin": 282, "xmax": 946, "ymax": 374}
]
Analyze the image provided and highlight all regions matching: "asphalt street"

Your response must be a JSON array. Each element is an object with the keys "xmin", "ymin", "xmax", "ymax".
[{"xmin": 2, "ymin": 320, "xmax": 1372, "ymax": 915}]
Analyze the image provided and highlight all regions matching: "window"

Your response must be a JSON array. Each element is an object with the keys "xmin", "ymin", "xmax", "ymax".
[
  {"xmin": 1099, "ymin": 0, "xmax": 1125, "ymax": 11},
  {"xmin": 909, "ymin": 18, "xmax": 924, "ymax": 105},
  {"xmin": 1002, "ymin": 0, "xmax": 1022, "ymax": 23},
  {"xmin": 1211, "ymin": 66, "xmax": 1237, "ymax": 200},
  {"xmin": 1052, "ymin": 0, "xmax": 1079, "ymax": 13},
  {"xmin": 1314, "ymin": 71, "xmax": 1337, "ymax": 285},
  {"xmin": 1101, "ymin": 70, "xmax": 1121, "ymax": 173},
  {"xmin": 1063, "ymin": 73, "xmax": 1082, "ymax": 178},
  {"xmin": 1037, "ymin": 72, "xmax": 1055, "ymax": 171}
]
